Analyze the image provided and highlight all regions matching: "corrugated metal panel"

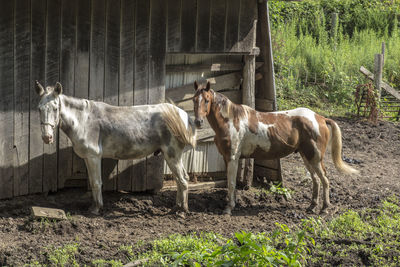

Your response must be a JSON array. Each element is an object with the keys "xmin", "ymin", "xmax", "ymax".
[{"xmin": 164, "ymin": 54, "xmax": 242, "ymax": 174}]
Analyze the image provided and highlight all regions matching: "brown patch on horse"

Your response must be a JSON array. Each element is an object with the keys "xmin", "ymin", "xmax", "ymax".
[
  {"xmin": 214, "ymin": 92, "xmax": 246, "ymax": 132},
  {"xmin": 206, "ymin": 99, "xmax": 233, "ymax": 163},
  {"xmin": 247, "ymin": 108, "xmax": 258, "ymax": 134}
]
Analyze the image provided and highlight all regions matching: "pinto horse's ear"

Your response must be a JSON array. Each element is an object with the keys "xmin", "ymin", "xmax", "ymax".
[
  {"xmin": 35, "ymin": 80, "xmax": 45, "ymax": 96},
  {"xmin": 54, "ymin": 82, "xmax": 63, "ymax": 96},
  {"xmin": 205, "ymin": 81, "xmax": 211, "ymax": 91},
  {"xmin": 194, "ymin": 81, "xmax": 198, "ymax": 91}
]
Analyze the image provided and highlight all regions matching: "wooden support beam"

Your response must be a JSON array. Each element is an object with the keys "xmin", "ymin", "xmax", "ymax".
[
  {"xmin": 238, "ymin": 54, "xmax": 256, "ymax": 189},
  {"xmin": 166, "ymin": 72, "xmax": 242, "ymax": 102},
  {"xmin": 166, "ymin": 62, "xmax": 263, "ymax": 73},
  {"xmin": 255, "ymin": 0, "xmax": 282, "ymax": 183}
]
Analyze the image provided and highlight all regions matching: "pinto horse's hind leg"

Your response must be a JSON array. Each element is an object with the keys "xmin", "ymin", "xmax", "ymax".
[
  {"xmin": 84, "ymin": 157, "xmax": 103, "ymax": 215},
  {"xmin": 301, "ymin": 154, "xmax": 320, "ymax": 213},
  {"xmin": 223, "ymin": 159, "xmax": 239, "ymax": 215},
  {"xmin": 313, "ymin": 162, "xmax": 335, "ymax": 215},
  {"xmin": 164, "ymin": 150, "xmax": 189, "ymax": 213}
]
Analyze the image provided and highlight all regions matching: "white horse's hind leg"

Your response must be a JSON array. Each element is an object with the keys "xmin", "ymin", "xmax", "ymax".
[
  {"xmin": 84, "ymin": 157, "xmax": 103, "ymax": 215},
  {"xmin": 223, "ymin": 159, "xmax": 239, "ymax": 215},
  {"xmin": 164, "ymin": 153, "xmax": 189, "ymax": 212}
]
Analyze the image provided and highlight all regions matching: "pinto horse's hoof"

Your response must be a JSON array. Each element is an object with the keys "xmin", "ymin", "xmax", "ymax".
[
  {"xmin": 320, "ymin": 205, "xmax": 338, "ymax": 216},
  {"xmin": 306, "ymin": 204, "xmax": 318, "ymax": 214}
]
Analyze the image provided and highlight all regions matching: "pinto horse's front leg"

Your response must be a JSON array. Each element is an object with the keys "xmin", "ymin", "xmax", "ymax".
[
  {"xmin": 84, "ymin": 157, "xmax": 103, "ymax": 215},
  {"xmin": 223, "ymin": 159, "xmax": 239, "ymax": 215}
]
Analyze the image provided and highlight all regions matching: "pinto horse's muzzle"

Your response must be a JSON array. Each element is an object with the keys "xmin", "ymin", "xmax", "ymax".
[{"xmin": 194, "ymin": 118, "xmax": 204, "ymax": 128}]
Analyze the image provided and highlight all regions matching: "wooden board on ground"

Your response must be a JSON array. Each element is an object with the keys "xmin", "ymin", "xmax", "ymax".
[
  {"xmin": 161, "ymin": 180, "xmax": 226, "ymax": 191},
  {"xmin": 31, "ymin": 206, "xmax": 67, "ymax": 220}
]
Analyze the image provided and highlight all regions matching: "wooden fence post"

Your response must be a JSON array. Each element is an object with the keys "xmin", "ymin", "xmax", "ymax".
[
  {"xmin": 331, "ymin": 12, "xmax": 338, "ymax": 50},
  {"xmin": 374, "ymin": 53, "xmax": 384, "ymax": 99}
]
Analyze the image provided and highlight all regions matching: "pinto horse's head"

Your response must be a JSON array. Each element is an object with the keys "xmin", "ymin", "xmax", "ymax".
[
  {"xmin": 35, "ymin": 81, "xmax": 63, "ymax": 144},
  {"xmin": 193, "ymin": 81, "xmax": 213, "ymax": 129}
]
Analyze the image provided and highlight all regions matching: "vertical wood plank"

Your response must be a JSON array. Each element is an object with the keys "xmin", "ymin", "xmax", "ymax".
[
  {"xmin": 210, "ymin": 0, "xmax": 226, "ymax": 51},
  {"xmin": 72, "ymin": 0, "xmax": 91, "ymax": 182},
  {"xmin": 44, "ymin": 0, "xmax": 61, "ymax": 193},
  {"xmin": 167, "ymin": 0, "xmax": 181, "ymax": 52},
  {"xmin": 89, "ymin": 0, "xmax": 105, "ymax": 102},
  {"xmin": 225, "ymin": 0, "xmax": 240, "ymax": 51},
  {"xmin": 117, "ymin": 0, "xmax": 135, "ymax": 192},
  {"xmin": 30, "ymin": 0, "xmax": 46, "ymax": 194},
  {"xmin": 147, "ymin": 0, "xmax": 166, "ymax": 192},
  {"xmin": 59, "ymin": 0, "xmax": 76, "ymax": 188},
  {"xmin": 237, "ymin": 0, "xmax": 257, "ymax": 52},
  {"xmin": 102, "ymin": 0, "xmax": 121, "ymax": 191},
  {"xmin": 14, "ymin": 0, "xmax": 31, "ymax": 197},
  {"xmin": 133, "ymin": 0, "xmax": 150, "ymax": 191},
  {"xmin": 0, "ymin": 0, "xmax": 15, "ymax": 199},
  {"xmin": 196, "ymin": 0, "xmax": 211, "ymax": 51},
  {"xmin": 180, "ymin": 0, "xmax": 196, "ymax": 52}
]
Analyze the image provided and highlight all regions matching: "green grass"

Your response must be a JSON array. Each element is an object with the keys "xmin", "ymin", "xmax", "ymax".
[
  {"xmin": 26, "ymin": 197, "xmax": 400, "ymax": 266},
  {"xmin": 271, "ymin": 11, "xmax": 400, "ymax": 116},
  {"xmin": 309, "ymin": 196, "xmax": 400, "ymax": 265}
]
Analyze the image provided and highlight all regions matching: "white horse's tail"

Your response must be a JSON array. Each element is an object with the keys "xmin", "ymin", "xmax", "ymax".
[
  {"xmin": 162, "ymin": 103, "xmax": 197, "ymax": 148},
  {"xmin": 326, "ymin": 119, "xmax": 359, "ymax": 175}
]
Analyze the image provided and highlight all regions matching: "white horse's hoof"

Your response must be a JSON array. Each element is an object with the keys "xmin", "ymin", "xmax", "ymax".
[{"xmin": 222, "ymin": 207, "xmax": 232, "ymax": 216}]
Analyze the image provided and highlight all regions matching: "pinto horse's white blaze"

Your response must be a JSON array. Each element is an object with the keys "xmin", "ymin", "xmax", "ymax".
[
  {"xmin": 35, "ymin": 81, "xmax": 196, "ymax": 215},
  {"xmin": 192, "ymin": 82, "xmax": 359, "ymax": 216}
]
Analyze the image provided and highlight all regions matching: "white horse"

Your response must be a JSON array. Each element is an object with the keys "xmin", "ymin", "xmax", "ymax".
[{"xmin": 35, "ymin": 81, "xmax": 196, "ymax": 214}]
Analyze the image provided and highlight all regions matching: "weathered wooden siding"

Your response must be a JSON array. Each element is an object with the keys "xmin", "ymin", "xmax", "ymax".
[
  {"xmin": 166, "ymin": 0, "xmax": 258, "ymax": 54},
  {"xmin": 0, "ymin": 0, "xmax": 259, "ymax": 199},
  {"xmin": 164, "ymin": 54, "xmax": 243, "ymax": 175},
  {"xmin": 0, "ymin": 0, "xmax": 170, "ymax": 199}
]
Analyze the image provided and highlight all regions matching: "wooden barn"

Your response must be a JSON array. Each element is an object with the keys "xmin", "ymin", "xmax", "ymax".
[{"xmin": 0, "ymin": 0, "xmax": 278, "ymax": 199}]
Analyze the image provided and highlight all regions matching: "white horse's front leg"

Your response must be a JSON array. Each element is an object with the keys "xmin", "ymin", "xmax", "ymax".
[
  {"xmin": 223, "ymin": 159, "xmax": 239, "ymax": 215},
  {"xmin": 84, "ymin": 157, "xmax": 103, "ymax": 215}
]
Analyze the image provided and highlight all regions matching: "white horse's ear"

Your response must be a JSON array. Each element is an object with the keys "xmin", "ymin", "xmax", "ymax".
[
  {"xmin": 35, "ymin": 80, "xmax": 45, "ymax": 96},
  {"xmin": 194, "ymin": 81, "xmax": 198, "ymax": 91},
  {"xmin": 205, "ymin": 81, "xmax": 211, "ymax": 91},
  {"xmin": 54, "ymin": 82, "xmax": 63, "ymax": 96}
]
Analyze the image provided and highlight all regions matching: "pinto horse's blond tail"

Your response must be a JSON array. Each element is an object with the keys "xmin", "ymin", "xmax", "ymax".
[
  {"xmin": 326, "ymin": 119, "xmax": 359, "ymax": 175},
  {"xmin": 162, "ymin": 104, "xmax": 197, "ymax": 148}
]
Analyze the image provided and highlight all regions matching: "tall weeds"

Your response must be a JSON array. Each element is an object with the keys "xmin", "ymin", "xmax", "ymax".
[{"xmin": 270, "ymin": 0, "xmax": 400, "ymax": 114}]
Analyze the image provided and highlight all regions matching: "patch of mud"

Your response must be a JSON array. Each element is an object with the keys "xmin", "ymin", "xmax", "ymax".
[{"xmin": 0, "ymin": 118, "xmax": 399, "ymax": 266}]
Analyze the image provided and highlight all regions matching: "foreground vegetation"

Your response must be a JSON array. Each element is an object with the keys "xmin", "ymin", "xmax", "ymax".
[{"xmin": 29, "ymin": 195, "xmax": 400, "ymax": 266}]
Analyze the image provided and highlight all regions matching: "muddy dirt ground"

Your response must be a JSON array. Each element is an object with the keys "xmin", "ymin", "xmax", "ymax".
[{"xmin": 0, "ymin": 117, "xmax": 399, "ymax": 266}]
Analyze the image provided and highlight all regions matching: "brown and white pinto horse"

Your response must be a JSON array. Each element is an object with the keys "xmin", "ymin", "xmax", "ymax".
[{"xmin": 193, "ymin": 81, "xmax": 359, "ymax": 215}]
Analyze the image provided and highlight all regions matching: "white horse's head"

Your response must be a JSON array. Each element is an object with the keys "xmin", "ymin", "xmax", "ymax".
[{"xmin": 35, "ymin": 81, "xmax": 63, "ymax": 144}]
